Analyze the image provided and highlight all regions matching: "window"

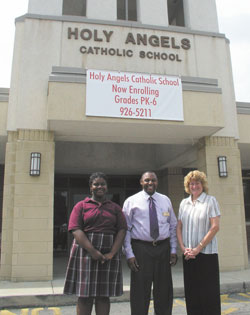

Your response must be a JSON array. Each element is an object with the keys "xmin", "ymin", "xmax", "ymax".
[
  {"xmin": 167, "ymin": 0, "xmax": 185, "ymax": 27},
  {"xmin": 117, "ymin": 0, "xmax": 137, "ymax": 21},
  {"xmin": 63, "ymin": 0, "xmax": 86, "ymax": 17}
]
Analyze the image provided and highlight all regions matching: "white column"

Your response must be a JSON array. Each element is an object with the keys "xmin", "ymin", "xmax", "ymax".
[
  {"xmin": 87, "ymin": 0, "xmax": 117, "ymax": 21},
  {"xmin": 183, "ymin": 0, "xmax": 219, "ymax": 32},
  {"xmin": 28, "ymin": 0, "xmax": 63, "ymax": 16},
  {"xmin": 138, "ymin": 0, "xmax": 169, "ymax": 26}
]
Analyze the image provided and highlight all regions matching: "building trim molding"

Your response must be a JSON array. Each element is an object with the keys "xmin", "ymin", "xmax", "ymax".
[
  {"xmin": 237, "ymin": 102, "xmax": 250, "ymax": 115},
  {"xmin": 7, "ymin": 129, "xmax": 54, "ymax": 142},
  {"xmin": 198, "ymin": 136, "xmax": 238, "ymax": 149},
  {"xmin": 0, "ymin": 88, "xmax": 9, "ymax": 102},
  {"xmin": 16, "ymin": 14, "xmax": 227, "ymax": 39},
  {"xmin": 49, "ymin": 66, "xmax": 221, "ymax": 93}
]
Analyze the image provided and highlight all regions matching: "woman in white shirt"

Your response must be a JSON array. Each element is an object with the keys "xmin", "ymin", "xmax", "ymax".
[{"xmin": 177, "ymin": 170, "xmax": 221, "ymax": 315}]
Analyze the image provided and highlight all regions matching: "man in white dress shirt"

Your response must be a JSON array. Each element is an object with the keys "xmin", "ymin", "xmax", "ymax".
[{"xmin": 123, "ymin": 171, "xmax": 177, "ymax": 315}]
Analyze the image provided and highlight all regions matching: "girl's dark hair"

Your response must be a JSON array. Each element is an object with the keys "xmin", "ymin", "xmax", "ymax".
[{"xmin": 89, "ymin": 172, "xmax": 108, "ymax": 186}]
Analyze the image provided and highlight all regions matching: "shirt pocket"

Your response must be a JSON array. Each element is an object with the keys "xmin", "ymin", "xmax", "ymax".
[{"xmin": 158, "ymin": 210, "xmax": 170, "ymax": 224}]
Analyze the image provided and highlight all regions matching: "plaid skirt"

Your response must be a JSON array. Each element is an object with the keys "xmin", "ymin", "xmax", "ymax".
[{"xmin": 63, "ymin": 232, "xmax": 123, "ymax": 297}]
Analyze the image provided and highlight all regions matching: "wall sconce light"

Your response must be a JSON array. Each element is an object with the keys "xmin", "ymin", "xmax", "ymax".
[
  {"xmin": 30, "ymin": 152, "xmax": 41, "ymax": 176},
  {"xmin": 217, "ymin": 156, "xmax": 228, "ymax": 177}
]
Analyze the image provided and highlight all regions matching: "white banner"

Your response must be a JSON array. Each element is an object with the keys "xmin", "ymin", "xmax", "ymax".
[{"xmin": 86, "ymin": 69, "xmax": 183, "ymax": 121}]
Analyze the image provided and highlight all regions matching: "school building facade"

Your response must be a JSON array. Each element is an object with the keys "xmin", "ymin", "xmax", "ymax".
[{"xmin": 0, "ymin": 0, "xmax": 250, "ymax": 281}]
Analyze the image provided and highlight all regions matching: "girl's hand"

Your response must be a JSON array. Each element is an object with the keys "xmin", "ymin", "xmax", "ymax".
[
  {"xmin": 89, "ymin": 248, "xmax": 106, "ymax": 263},
  {"xmin": 104, "ymin": 252, "xmax": 114, "ymax": 260}
]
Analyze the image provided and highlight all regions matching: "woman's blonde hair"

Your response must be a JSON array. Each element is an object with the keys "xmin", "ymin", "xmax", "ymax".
[{"xmin": 184, "ymin": 170, "xmax": 208, "ymax": 194}]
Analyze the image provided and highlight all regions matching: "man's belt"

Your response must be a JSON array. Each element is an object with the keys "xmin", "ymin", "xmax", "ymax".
[{"xmin": 131, "ymin": 238, "xmax": 169, "ymax": 247}]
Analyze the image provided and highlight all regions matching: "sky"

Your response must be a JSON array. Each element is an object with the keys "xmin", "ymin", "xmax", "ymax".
[{"xmin": 0, "ymin": 0, "xmax": 249, "ymax": 102}]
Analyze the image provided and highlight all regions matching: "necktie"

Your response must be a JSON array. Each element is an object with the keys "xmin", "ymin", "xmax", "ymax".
[{"xmin": 149, "ymin": 197, "xmax": 159, "ymax": 240}]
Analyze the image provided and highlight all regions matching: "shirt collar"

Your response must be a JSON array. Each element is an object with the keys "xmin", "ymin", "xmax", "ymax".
[
  {"xmin": 187, "ymin": 192, "xmax": 206, "ymax": 204},
  {"xmin": 85, "ymin": 197, "xmax": 111, "ymax": 205},
  {"xmin": 141, "ymin": 190, "xmax": 157, "ymax": 200}
]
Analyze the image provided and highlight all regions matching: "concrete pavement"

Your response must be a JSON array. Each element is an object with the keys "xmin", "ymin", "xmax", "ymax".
[{"xmin": 0, "ymin": 257, "xmax": 250, "ymax": 309}]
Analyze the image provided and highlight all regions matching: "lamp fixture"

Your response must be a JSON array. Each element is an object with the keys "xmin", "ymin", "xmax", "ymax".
[
  {"xmin": 217, "ymin": 156, "xmax": 227, "ymax": 177},
  {"xmin": 30, "ymin": 152, "xmax": 41, "ymax": 176}
]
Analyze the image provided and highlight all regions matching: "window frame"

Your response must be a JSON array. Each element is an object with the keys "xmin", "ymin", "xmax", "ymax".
[
  {"xmin": 62, "ymin": 0, "xmax": 87, "ymax": 17},
  {"xmin": 167, "ymin": 0, "xmax": 185, "ymax": 27},
  {"xmin": 117, "ymin": 0, "xmax": 138, "ymax": 22}
]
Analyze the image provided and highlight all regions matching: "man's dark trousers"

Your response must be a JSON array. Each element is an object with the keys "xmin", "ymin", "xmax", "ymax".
[{"xmin": 130, "ymin": 238, "xmax": 173, "ymax": 315}]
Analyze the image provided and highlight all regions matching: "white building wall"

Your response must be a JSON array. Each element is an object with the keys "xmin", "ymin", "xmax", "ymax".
[
  {"xmin": 183, "ymin": 0, "xmax": 219, "ymax": 32},
  {"xmin": 191, "ymin": 35, "xmax": 239, "ymax": 139},
  {"xmin": 28, "ymin": 0, "xmax": 63, "ymax": 16},
  {"xmin": 7, "ymin": 16, "xmax": 239, "ymax": 139},
  {"xmin": 214, "ymin": 41, "xmax": 239, "ymax": 139},
  {"xmin": 87, "ymin": 0, "xmax": 117, "ymax": 21},
  {"xmin": 138, "ymin": 0, "xmax": 169, "ymax": 26},
  {"xmin": 8, "ymin": 0, "xmax": 237, "ymax": 136},
  {"xmin": 27, "ymin": 0, "xmax": 220, "ymax": 32},
  {"xmin": 7, "ymin": 19, "xmax": 62, "ymax": 131}
]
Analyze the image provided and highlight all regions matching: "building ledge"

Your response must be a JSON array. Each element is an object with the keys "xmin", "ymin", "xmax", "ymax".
[
  {"xmin": 0, "ymin": 88, "xmax": 9, "ymax": 102},
  {"xmin": 237, "ymin": 102, "xmax": 250, "ymax": 115}
]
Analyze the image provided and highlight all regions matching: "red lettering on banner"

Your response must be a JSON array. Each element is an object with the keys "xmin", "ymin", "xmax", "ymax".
[
  {"xmin": 89, "ymin": 72, "xmax": 105, "ymax": 82},
  {"xmin": 158, "ymin": 78, "xmax": 179, "ymax": 86},
  {"xmin": 120, "ymin": 107, "xmax": 152, "ymax": 118},
  {"xmin": 114, "ymin": 95, "xmax": 139, "ymax": 105},
  {"xmin": 112, "ymin": 85, "xmax": 127, "ymax": 93}
]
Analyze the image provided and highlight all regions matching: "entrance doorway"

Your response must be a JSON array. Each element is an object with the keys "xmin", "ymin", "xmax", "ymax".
[
  {"xmin": 53, "ymin": 173, "xmax": 141, "ymax": 278},
  {"xmin": 53, "ymin": 174, "xmax": 141, "ymax": 254}
]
